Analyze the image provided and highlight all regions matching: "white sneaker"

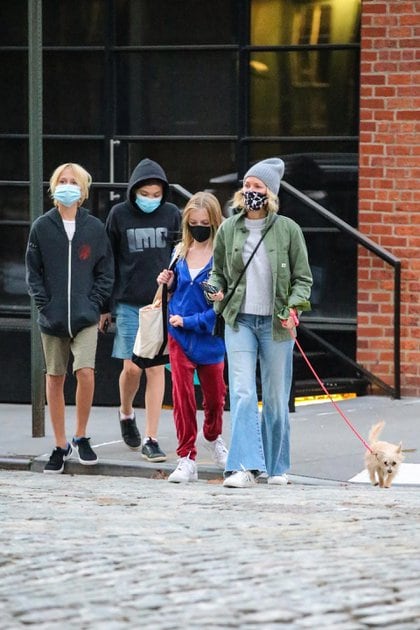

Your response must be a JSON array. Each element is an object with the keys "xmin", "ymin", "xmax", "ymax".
[
  {"xmin": 168, "ymin": 456, "xmax": 198, "ymax": 483},
  {"xmin": 223, "ymin": 470, "xmax": 256, "ymax": 488},
  {"xmin": 267, "ymin": 474, "xmax": 289, "ymax": 485},
  {"xmin": 198, "ymin": 430, "xmax": 228, "ymax": 468}
]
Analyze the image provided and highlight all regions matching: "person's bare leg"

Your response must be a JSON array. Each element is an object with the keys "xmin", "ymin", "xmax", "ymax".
[
  {"xmin": 119, "ymin": 359, "xmax": 142, "ymax": 416},
  {"xmin": 74, "ymin": 367, "xmax": 95, "ymax": 437},
  {"xmin": 144, "ymin": 365, "xmax": 165, "ymax": 439},
  {"xmin": 45, "ymin": 374, "xmax": 67, "ymax": 448}
]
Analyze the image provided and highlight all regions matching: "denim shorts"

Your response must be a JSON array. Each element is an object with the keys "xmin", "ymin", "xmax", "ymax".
[{"xmin": 112, "ymin": 302, "xmax": 144, "ymax": 360}]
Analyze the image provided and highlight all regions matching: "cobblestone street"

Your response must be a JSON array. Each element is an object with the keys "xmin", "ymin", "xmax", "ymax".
[{"xmin": 1, "ymin": 471, "xmax": 419, "ymax": 629}]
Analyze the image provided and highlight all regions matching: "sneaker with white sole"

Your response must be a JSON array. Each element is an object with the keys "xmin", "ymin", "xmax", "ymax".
[
  {"xmin": 197, "ymin": 430, "xmax": 228, "ymax": 468},
  {"xmin": 44, "ymin": 443, "xmax": 73, "ymax": 474},
  {"xmin": 223, "ymin": 469, "xmax": 256, "ymax": 488},
  {"xmin": 168, "ymin": 456, "xmax": 198, "ymax": 483},
  {"xmin": 141, "ymin": 438, "xmax": 167, "ymax": 462},
  {"xmin": 119, "ymin": 413, "xmax": 141, "ymax": 450},
  {"xmin": 267, "ymin": 474, "xmax": 289, "ymax": 485},
  {"xmin": 72, "ymin": 437, "xmax": 98, "ymax": 465}
]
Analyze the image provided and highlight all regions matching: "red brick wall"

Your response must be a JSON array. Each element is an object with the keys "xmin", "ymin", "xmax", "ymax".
[{"xmin": 358, "ymin": 0, "xmax": 420, "ymax": 396}]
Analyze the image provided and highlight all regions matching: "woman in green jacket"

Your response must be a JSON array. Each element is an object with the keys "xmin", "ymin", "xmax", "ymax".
[{"xmin": 208, "ymin": 158, "xmax": 312, "ymax": 488}]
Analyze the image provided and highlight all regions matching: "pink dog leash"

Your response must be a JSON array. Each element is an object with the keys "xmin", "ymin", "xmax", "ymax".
[{"xmin": 286, "ymin": 311, "xmax": 373, "ymax": 453}]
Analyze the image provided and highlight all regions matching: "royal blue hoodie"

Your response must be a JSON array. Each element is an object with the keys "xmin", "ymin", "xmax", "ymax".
[{"xmin": 168, "ymin": 257, "xmax": 225, "ymax": 365}]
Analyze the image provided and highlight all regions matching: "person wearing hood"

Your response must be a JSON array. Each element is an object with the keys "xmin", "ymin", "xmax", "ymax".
[
  {"xmin": 25, "ymin": 162, "xmax": 114, "ymax": 473},
  {"xmin": 102, "ymin": 158, "xmax": 181, "ymax": 461}
]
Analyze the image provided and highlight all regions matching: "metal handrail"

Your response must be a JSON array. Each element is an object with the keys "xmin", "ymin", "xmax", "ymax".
[
  {"xmin": 281, "ymin": 180, "xmax": 401, "ymax": 399},
  {"xmin": 0, "ymin": 178, "xmax": 401, "ymax": 397}
]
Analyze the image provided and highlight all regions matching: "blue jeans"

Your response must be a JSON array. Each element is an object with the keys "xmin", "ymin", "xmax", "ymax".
[{"xmin": 225, "ymin": 314, "xmax": 294, "ymax": 477}]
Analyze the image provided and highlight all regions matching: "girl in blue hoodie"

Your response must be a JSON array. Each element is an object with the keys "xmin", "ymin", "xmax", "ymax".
[{"xmin": 157, "ymin": 192, "xmax": 228, "ymax": 483}]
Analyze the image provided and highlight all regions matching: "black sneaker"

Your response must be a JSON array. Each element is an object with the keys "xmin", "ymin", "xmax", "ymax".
[
  {"xmin": 44, "ymin": 443, "xmax": 73, "ymax": 474},
  {"xmin": 72, "ymin": 437, "xmax": 98, "ymax": 465},
  {"xmin": 141, "ymin": 438, "xmax": 167, "ymax": 462},
  {"xmin": 120, "ymin": 414, "xmax": 141, "ymax": 450}
]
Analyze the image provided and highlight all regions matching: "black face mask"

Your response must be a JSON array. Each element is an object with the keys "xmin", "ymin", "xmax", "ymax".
[{"xmin": 188, "ymin": 225, "xmax": 211, "ymax": 242}]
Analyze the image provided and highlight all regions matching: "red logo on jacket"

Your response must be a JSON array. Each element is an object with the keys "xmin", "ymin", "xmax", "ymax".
[{"xmin": 78, "ymin": 244, "xmax": 92, "ymax": 261}]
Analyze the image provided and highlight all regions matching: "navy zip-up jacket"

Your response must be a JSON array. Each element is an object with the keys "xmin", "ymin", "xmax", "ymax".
[
  {"xmin": 168, "ymin": 257, "xmax": 225, "ymax": 365},
  {"xmin": 26, "ymin": 207, "xmax": 114, "ymax": 338}
]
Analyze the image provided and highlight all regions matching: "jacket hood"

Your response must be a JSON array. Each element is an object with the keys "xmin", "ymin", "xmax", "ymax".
[{"xmin": 127, "ymin": 158, "xmax": 169, "ymax": 206}]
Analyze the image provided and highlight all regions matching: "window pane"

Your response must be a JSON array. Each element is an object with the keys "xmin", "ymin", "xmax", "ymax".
[
  {"xmin": 115, "ymin": 0, "xmax": 239, "ymax": 45},
  {"xmin": 43, "ymin": 140, "xmax": 106, "ymax": 185},
  {"xmin": 0, "ymin": 140, "xmax": 29, "ymax": 181},
  {"xmin": 0, "ymin": 140, "xmax": 106, "ymax": 194},
  {"xmin": 250, "ymin": 50, "xmax": 359, "ymax": 136},
  {"xmin": 280, "ymin": 153, "xmax": 358, "ymax": 226},
  {"xmin": 0, "ymin": 186, "xmax": 31, "ymax": 221},
  {"xmin": 248, "ymin": 141, "xmax": 358, "ymax": 162},
  {"xmin": 43, "ymin": 0, "xmax": 105, "ymax": 45},
  {"xmin": 0, "ymin": 224, "xmax": 30, "ymax": 309},
  {"xmin": 251, "ymin": 0, "xmax": 361, "ymax": 46},
  {"xmin": 43, "ymin": 53, "xmax": 105, "ymax": 135},
  {"xmin": 0, "ymin": 0, "xmax": 27, "ymax": 45},
  {"xmin": 123, "ymin": 141, "xmax": 237, "ymax": 207},
  {"xmin": 0, "ymin": 52, "xmax": 28, "ymax": 134},
  {"xmin": 208, "ymin": 146, "xmax": 359, "ymax": 221},
  {"xmin": 304, "ymin": 233, "xmax": 357, "ymax": 320},
  {"xmin": 116, "ymin": 52, "xmax": 238, "ymax": 135}
]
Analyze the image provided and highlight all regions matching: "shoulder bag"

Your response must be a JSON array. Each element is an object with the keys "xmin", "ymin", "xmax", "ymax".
[
  {"xmin": 213, "ymin": 217, "xmax": 277, "ymax": 337},
  {"xmin": 132, "ymin": 254, "xmax": 179, "ymax": 368}
]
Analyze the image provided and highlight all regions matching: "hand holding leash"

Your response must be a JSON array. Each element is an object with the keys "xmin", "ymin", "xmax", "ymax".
[{"xmin": 279, "ymin": 307, "xmax": 299, "ymax": 330}]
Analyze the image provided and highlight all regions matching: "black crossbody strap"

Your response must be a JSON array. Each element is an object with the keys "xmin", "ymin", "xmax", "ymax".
[{"xmin": 220, "ymin": 216, "xmax": 277, "ymax": 314}]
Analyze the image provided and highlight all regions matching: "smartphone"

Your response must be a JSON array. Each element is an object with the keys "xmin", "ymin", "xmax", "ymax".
[
  {"xmin": 200, "ymin": 281, "xmax": 219, "ymax": 295},
  {"xmin": 102, "ymin": 319, "xmax": 110, "ymax": 333}
]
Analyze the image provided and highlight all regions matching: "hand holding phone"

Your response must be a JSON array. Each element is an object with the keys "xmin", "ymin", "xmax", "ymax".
[{"xmin": 200, "ymin": 281, "xmax": 218, "ymax": 295}]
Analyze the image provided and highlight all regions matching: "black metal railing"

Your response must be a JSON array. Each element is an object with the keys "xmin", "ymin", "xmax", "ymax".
[
  {"xmin": 281, "ymin": 180, "xmax": 401, "ymax": 399},
  {"xmin": 0, "ymin": 179, "xmax": 401, "ymax": 398}
]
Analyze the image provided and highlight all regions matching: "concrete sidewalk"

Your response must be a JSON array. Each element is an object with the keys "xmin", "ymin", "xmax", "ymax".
[{"xmin": 0, "ymin": 395, "xmax": 419, "ymax": 485}]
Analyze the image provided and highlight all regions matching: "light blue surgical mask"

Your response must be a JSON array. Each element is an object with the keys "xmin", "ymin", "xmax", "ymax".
[
  {"xmin": 53, "ymin": 184, "xmax": 81, "ymax": 207},
  {"xmin": 135, "ymin": 195, "xmax": 162, "ymax": 214}
]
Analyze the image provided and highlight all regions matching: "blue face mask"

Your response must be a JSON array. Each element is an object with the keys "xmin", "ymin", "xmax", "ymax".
[
  {"xmin": 53, "ymin": 184, "xmax": 81, "ymax": 207},
  {"xmin": 135, "ymin": 195, "xmax": 162, "ymax": 214}
]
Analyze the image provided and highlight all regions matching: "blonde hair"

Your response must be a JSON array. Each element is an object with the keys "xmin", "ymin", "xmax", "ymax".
[
  {"xmin": 178, "ymin": 191, "xmax": 223, "ymax": 258},
  {"xmin": 49, "ymin": 163, "xmax": 92, "ymax": 207},
  {"xmin": 230, "ymin": 187, "xmax": 279, "ymax": 214}
]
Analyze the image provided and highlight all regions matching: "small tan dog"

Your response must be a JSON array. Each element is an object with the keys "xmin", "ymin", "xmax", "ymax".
[{"xmin": 365, "ymin": 421, "xmax": 403, "ymax": 488}]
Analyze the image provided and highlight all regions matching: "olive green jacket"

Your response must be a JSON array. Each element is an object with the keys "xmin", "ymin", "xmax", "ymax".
[{"xmin": 209, "ymin": 211, "xmax": 313, "ymax": 341}]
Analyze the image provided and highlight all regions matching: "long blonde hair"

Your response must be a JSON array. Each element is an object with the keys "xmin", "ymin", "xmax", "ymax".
[
  {"xmin": 49, "ymin": 163, "xmax": 92, "ymax": 207},
  {"xmin": 178, "ymin": 191, "xmax": 223, "ymax": 258}
]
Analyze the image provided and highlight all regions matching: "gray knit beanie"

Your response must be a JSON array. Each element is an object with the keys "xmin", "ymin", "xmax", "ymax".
[{"xmin": 243, "ymin": 158, "xmax": 285, "ymax": 194}]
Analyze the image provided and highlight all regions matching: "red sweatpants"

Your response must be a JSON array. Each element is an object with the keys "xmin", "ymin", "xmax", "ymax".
[{"xmin": 169, "ymin": 335, "xmax": 226, "ymax": 460}]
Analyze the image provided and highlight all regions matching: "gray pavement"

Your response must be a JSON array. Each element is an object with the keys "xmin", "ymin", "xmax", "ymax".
[
  {"xmin": 0, "ymin": 470, "xmax": 419, "ymax": 628},
  {"xmin": 0, "ymin": 395, "xmax": 419, "ymax": 484},
  {"xmin": 1, "ymin": 396, "xmax": 420, "ymax": 629}
]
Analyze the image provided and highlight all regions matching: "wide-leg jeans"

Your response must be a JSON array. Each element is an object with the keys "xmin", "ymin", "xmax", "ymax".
[{"xmin": 224, "ymin": 314, "xmax": 294, "ymax": 476}]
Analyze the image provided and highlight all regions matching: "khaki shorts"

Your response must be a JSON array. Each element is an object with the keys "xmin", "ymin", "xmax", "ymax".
[{"xmin": 41, "ymin": 324, "xmax": 98, "ymax": 375}]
